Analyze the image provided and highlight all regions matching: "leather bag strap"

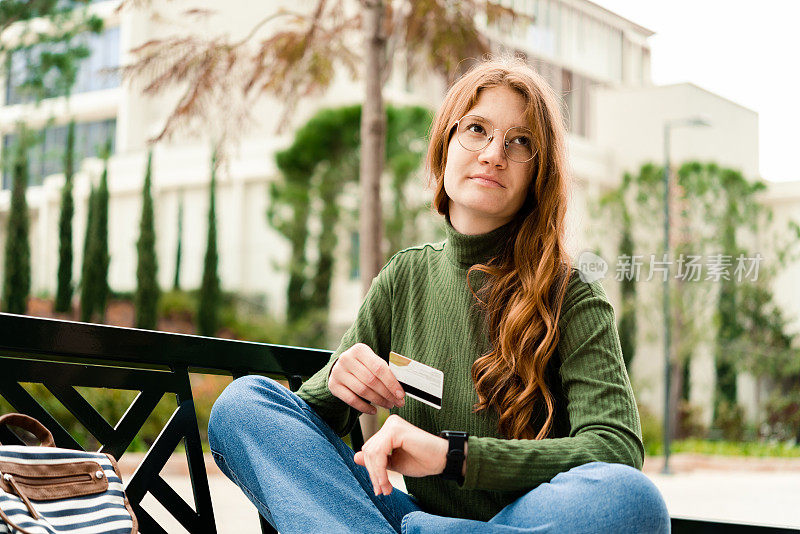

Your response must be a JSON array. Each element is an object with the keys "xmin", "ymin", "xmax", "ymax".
[
  {"xmin": 0, "ymin": 503, "xmax": 37, "ymax": 534},
  {"xmin": 0, "ymin": 413, "xmax": 56, "ymax": 448}
]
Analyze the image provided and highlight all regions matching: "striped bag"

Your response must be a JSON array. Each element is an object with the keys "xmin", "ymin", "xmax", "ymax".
[{"xmin": 0, "ymin": 413, "xmax": 137, "ymax": 534}]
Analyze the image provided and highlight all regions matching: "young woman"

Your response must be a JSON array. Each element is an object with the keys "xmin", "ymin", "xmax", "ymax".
[{"xmin": 209, "ymin": 58, "xmax": 669, "ymax": 533}]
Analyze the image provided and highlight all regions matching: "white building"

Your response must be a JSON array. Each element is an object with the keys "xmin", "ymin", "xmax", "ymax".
[{"xmin": 0, "ymin": 0, "xmax": 797, "ymax": 428}]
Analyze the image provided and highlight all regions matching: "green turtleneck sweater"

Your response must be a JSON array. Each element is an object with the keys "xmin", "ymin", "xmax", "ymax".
[{"xmin": 296, "ymin": 222, "xmax": 643, "ymax": 521}]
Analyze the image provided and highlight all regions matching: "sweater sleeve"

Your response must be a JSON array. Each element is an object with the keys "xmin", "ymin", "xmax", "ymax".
[
  {"xmin": 460, "ymin": 276, "xmax": 644, "ymax": 492},
  {"xmin": 296, "ymin": 265, "xmax": 394, "ymax": 437}
]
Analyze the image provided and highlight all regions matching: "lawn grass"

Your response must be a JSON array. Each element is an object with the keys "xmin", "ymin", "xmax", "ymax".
[{"xmin": 648, "ymin": 438, "xmax": 800, "ymax": 458}]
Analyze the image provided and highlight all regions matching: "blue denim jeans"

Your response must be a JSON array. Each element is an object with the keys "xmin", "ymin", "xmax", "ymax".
[{"xmin": 208, "ymin": 376, "xmax": 670, "ymax": 534}]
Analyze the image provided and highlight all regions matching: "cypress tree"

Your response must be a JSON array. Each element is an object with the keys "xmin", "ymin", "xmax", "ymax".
[
  {"xmin": 55, "ymin": 120, "xmax": 76, "ymax": 313},
  {"xmin": 714, "ymin": 204, "xmax": 742, "ymax": 422},
  {"xmin": 135, "ymin": 150, "xmax": 159, "ymax": 329},
  {"xmin": 173, "ymin": 197, "xmax": 183, "ymax": 290},
  {"xmin": 93, "ymin": 145, "xmax": 111, "ymax": 321},
  {"xmin": 2, "ymin": 129, "xmax": 32, "ymax": 314},
  {"xmin": 197, "ymin": 149, "xmax": 220, "ymax": 337},
  {"xmin": 79, "ymin": 141, "xmax": 111, "ymax": 323},
  {"xmin": 618, "ymin": 217, "xmax": 637, "ymax": 371},
  {"xmin": 80, "ymin": 186, "xmax": 97, "ymax": 322}
]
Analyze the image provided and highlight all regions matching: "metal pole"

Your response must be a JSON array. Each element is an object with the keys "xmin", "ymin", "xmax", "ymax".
[{"xmin": 662, "ymin": 123, "xmax": 672, "ymax": 475}]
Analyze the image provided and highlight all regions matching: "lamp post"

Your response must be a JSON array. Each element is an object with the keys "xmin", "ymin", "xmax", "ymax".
[{"xmin": 662, "ymin": 115, "xmax": 711, "ymax": 475}]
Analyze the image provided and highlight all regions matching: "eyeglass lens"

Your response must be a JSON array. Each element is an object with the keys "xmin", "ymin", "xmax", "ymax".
[{"xmin": 456, "ymin": 115, "xmax": 535, "ymax": 163}]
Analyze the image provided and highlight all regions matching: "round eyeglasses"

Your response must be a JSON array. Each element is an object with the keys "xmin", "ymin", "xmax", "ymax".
[{"xmin": 452, "ymin": 115, "xmax": 536, "ymax": 163}]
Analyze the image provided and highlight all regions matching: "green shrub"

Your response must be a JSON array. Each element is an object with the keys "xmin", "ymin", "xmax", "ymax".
[
  {"xmin": 672, "ymin": 438, "xmax": 800, "ymax": 457},
  {"xmin": 159, "ymin": 290, "xmax": 196, "ymax": 322},
  {"xmin": 0, "ymin": 384, "xmax": 175, "ymax": 453},
  {"xmin": 223, "ymin": 315, "xmax": 287, "ymax": 344},
  {"xmin": 190, "ymin": 373, "xmax": 232, "ymax": 444},
  {"xmin": 764, "ymin": 393, "xmax": 800, "ymax": 442},
  {"xmin": 677, "ymin": 400, "xmax": 707, "ymax": 439},
  {"xmin": 714, "ymin": 401, "xmax": 746, "ymax": 441},
  {"xmin": 638, "ymin": 403, "xmax": 663, "ymax": 456}
]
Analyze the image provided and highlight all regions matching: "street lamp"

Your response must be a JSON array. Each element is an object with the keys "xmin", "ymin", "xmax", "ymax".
[{"xmin": 662, "ymin": 114, "xmax": 712, "ymax": 475}]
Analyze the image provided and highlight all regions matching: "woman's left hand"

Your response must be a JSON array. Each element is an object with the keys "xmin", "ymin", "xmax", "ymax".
[{"xmin": 354, "ymin": 414, "xmax": 449, "ymax": 496}]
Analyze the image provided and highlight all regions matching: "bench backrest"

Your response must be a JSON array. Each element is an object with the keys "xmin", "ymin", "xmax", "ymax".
[{"xmin": 0, "ymin": 312, "xmax": 363, "ymax": 534}]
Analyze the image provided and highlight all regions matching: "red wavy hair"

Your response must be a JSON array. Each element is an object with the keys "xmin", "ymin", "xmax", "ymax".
[{"xmin": 426, "ymin": 58, "xmax": 572, "ymax": 440}]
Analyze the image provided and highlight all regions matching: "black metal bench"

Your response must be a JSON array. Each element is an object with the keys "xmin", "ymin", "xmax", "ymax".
[{"xmin": 0, "ymin": 312, "xmax": 796, "ymax": 533}]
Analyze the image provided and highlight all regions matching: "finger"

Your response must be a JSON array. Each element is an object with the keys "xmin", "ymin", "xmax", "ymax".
[
  {"xmin": 361, "ymin": 446, "xmax": 382, "ymax": 496},
  {"xmin": 339, "ymin": 371, "xmax": 394, "ymax": 410},
  {"xmin": 368, "ymin": 442, "xmax": 393, "ymax": 496},
  {"xmin": 349, "ymin": 358, "xmax": 400, "ymax": 408},
  {"xmin": 361, "ymin": 433, "xmax": 394, "ymax": 496},
  {"xmin": 353, "ymin": 451, "xmax": 365, "ymax": 466},
  {"xmin": 329, "ymin": 382, "xmax": 376, "ymax": 414},
  {"xmin": 353, "ymin": 350, "xmax": 406, "ymax": 405}
]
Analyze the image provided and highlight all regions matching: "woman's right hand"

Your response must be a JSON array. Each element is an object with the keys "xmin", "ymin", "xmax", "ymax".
[{"xmin": 328, "ymin": 343, "xmax": 405, "ymax": 415}]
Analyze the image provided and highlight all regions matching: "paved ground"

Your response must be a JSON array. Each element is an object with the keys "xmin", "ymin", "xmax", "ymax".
[{"xmin": 120, "ymin": 453, "xmax": 800, "ymax": 533}]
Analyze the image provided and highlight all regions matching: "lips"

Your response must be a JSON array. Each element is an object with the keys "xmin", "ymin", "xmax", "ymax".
[{"xmin": 469, "ymin": 174, "xmax": 505, "ymax": 188}]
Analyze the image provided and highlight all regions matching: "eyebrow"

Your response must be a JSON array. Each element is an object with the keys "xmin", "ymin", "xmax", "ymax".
[{"xmin": 464, "ymin": 114, "xmax": 532, "ymax": 132}]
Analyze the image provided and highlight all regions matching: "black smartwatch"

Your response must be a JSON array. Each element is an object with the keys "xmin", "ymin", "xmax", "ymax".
[{"xmin": 438, "ymin": 430, "xmax": 468, "ymax": 484}]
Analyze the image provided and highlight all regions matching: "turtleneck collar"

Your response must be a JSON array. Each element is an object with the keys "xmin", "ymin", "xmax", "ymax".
[{"xmin": 443, "ymin": 218, "xmax": 516, "ymax": 269}]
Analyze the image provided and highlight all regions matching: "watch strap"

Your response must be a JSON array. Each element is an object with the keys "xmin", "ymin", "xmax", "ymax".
[{"xmin": 439, "ymin": 431, "xmax": 468, "ymax": 484}]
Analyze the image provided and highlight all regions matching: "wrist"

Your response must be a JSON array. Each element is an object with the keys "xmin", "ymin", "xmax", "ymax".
[{"xmin": 437, "ymin": 437, "xmax": 449, "ymax": 473}]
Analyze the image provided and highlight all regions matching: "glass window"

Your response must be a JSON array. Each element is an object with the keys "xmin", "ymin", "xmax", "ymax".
[
  {"xmin": 5, "ymin": 26, "xmax": 120, "ymax": 105},
  {"xmin": 2, "ymin": 118, "xmax": 116, "ymax": 189},
  {"xmin": 610, "ymin": 28, "xmax": 623, "ymax": 82},
  {"xmin": 560, "ymin": 69, "xmax": 593, "ymax": 138},
  {"xmin": 538, "ymin": 61, "xmax": 560, "ymax": 94}
]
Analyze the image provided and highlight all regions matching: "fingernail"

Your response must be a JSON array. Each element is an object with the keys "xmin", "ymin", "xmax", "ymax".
[{"xmin": 395, "ymin": 390, "xmax": 403, "ymax": 398}]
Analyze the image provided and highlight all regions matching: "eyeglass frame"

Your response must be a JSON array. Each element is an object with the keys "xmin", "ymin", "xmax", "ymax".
[{"xmin": 450, "ymin": 114, "xmax": 537, "ymax": 163}]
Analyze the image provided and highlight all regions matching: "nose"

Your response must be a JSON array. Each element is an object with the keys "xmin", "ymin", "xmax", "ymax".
[{"xmin": 478, "ymin": 131, "xmax": 507, "ymax": 168}]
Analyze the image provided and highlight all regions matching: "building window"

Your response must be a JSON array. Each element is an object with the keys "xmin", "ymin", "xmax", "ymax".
[
  {"xmin": 2, "ymin": 118, "xmax": 116, "ymax": 189},
  {"xmin": 5, "ymin": 26, "xmax": 121, "ymax": 105},
  {"xmin": 560, "ymin": 68, "xmax": 594, "ymax": 138}
]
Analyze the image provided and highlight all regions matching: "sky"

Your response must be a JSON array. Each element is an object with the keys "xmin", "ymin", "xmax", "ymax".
[{"xmin": 590, "ymin": 0, "xmax": 799, "ymax": 183}]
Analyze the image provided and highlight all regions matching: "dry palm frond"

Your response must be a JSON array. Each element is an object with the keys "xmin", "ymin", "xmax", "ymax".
[
  {"xmin": 115, "ymin": 0, "xmax": 174, "ymax": 13},
  {"xmin": 121, "ymin": 0, "xmax": 358, "ymax": 144},
  {"xmin": 121, "ymin": 35, "xmax": 239, "ymax": 142},
  {"xmin": 245, "ymin": 1, "xmax": 360, "ymax": 125},
  {"xmin": 248, "ymin": 23, "xmax": 361, "ymax": 125},
  {"xmin": 400, "ymin": 0, "xmax": 531, "ymax": 83}
]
